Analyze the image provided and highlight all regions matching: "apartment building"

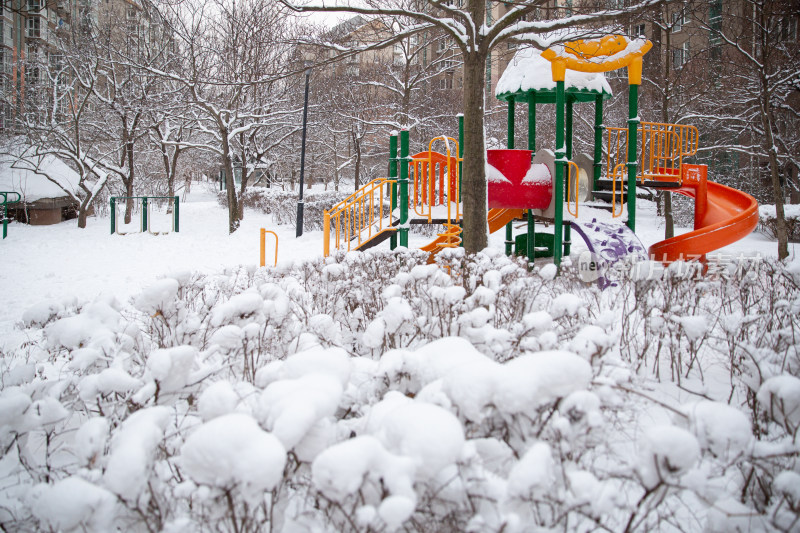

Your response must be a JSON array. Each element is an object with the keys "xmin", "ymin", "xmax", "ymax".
[
  {"xmin": 0, "ymin": 0, "xmax": 166, "ymax": 131},
  {"xmin": 627, "ymin": 0, "xmax": 799, "ymax": 203}
]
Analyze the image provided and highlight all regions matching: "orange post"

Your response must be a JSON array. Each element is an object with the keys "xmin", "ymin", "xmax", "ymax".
[{"xmin": 260, "ymin": 228, "xmax": 279, "ymax": 267}]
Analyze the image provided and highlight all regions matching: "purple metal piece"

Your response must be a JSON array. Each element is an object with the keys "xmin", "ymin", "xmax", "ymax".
[{"xmin": 570, "ymin": 220, "xmax": 648, "ymax": 288}]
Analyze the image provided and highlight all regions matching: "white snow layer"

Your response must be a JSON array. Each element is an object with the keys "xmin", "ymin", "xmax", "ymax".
[
  {"xmin": 495, "ymin": 47, "xmax": 612, "ymax": 97},
  {"xmin": 0, "ymin": 152, "xmax": 81, "ymax": 202}
]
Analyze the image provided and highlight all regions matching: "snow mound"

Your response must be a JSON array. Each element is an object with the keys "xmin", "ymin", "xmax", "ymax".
[
  {"xmin": 757, "ymin": 375, "xmax": 800, "ymax": 431},
  {"xmin": 681, "ymin": 401, "xmax": 752, "ymax": 458},
  {"xmin": 258, "ymin": 373, "xmax": 343, "ymax": 452},
  {"xmin": 146, "ymin": 345, "xmax": 197, "ymax": 393},
  {"xmin": 104, "ymin": 407, "xmax": 171, "ymax": 501},
  {"xmin": 180, "ymin": 413, "xmax": 286, "ymax": 501},
  {"xmin": 135, "ymin": 278, "xmax": 180, "ymax": 315},
  {"xmin": 486, "ymin": 163, "xmax": 512, "ymax": 184},
  {"xmin": 28, "ymin": 477, "xmax": 116, "ymax": 532},
  {"xmin": 495, "ymin": 351, "xmax": 592, "ymax": 414},
  {"xmin": 495, "ymin": 46, "xmax": 612, "ymax": 97},
  {"xmin": 312, "ymin": 435, "xmax": 416, "ymax": 502},
  {"xmin": 638, "ymin": 425, "xmax": 700, "ymax": 488},
  {"xmin": 198, "ymin": 381, "xmax": 239, "ymax": 421},
  {"xmin": 507, "ymin": 443, "xmax": 554, "ymax": 499},
  {"xmin": 365, "ymin": 393, "xmax": 465, "ymax": 479}
]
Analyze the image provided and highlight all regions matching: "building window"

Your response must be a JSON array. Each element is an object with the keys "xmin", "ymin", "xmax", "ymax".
[
  {"xmin": 778, "ymin": 17, "xmax": 797, "ymax": 41},
  {"xmin": 672, "ymin": 10, "xmax": 685, "ymax": 32},
  {"xmin": 632, "ymin": 23, "xmax": 646, "ymax": 37},
  {"xmin": 709, "ymin": 0, "xmax": 722, "ymax": 45},
  {"xmin": 27, "ymin": 0, "xmax": 40, "ymax": 13},
  {"xmin": 439, "ymin": 76, "xmax": 452, "ymax": 90},
  {"xmin": 672, "ymin": 41, "xmax": 689, "ymax": 68},
  {"xmin": 27, "ymin": 16, "xmax": 40, "ymax": 38}
]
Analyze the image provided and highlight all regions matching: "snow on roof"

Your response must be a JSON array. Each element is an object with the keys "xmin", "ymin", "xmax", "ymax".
[
  {"xmin": 0, "ymin": 153, "xmax": 80, "ymax": 203},
  {"xmin": 495, "ymin": 47, "xmax": 612, "ymax": 98}
]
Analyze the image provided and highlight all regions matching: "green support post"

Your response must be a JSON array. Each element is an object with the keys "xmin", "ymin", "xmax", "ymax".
[
  {"xmin": 142, "ymin": 197, "xmax": 148, "ymax": 233},
  {"xmin": 507, "ymin": 98, "xmax": 515, "ymax": 150},
  {"xmin": 389, "ymin": 134, "xmax": 399, "ymax": 250},
  {"xmin": 564, "ymin": 94, "xmax": 574, "ymax": 257},
  {"xmin": 399, "ymin": 130, "xmax": 410, "ymax": 248},
  {"xmin": 593, "ymin": 94, "xmax": 604, "ymax": 191},
  {"xmin": 505, "ymin": 98, "xmax": 515, "ymax": 256},
  {"xmin": 527, "ymin": 94, "xmax": 537, "ymax": 266},
  {"xmin": 174, "ymin": 196, "xmax": 180, "ymax": 232},
  {"xmin": 110, "ymin": 197, "xmax": 116, "ymax": 234},
  {"xmin": 627, "ymin": 84, "xmax": 639, "ymax": 232},
  {"xmin": 554, "ymin": 80, "xmax": 566, "ymax": 267}
]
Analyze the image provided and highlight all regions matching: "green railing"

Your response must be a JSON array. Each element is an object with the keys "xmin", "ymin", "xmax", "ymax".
[
  {"xmin": 1, "ymin": 191, "xmax": 21, "ymax": 239},
  {"xmin": 110, "ymin": 196, "xmax": 179, "ymax": 235}
]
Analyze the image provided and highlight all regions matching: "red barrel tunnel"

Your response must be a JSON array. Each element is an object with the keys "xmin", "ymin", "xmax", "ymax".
[{"xmin": 486, "ymin": 149, "xmax": 553, "ymax": 210}]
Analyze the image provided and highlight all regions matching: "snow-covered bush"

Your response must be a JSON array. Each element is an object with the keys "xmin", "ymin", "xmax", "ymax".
[
  {"xmin": 218, "ymin": 188, "xmax": 351, "ymax": 231},
  {"xmin": 1, "ymin": 250, "xmax": 799, "ymax": 532}
]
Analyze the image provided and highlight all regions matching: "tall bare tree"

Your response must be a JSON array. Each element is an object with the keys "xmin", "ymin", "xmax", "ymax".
[{"xmin": 695, "ymin": 0, "xmax": 799, "ymax": 260}]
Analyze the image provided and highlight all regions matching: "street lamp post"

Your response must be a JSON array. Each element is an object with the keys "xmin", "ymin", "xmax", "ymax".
[{"xmin": 296, "ymin": 68, "xmax": 311, "ymax": 237}]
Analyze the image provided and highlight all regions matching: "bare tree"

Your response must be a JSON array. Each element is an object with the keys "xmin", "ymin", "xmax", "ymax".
[
  {"xmin": 693, "ymin": 0, "xmax": 799, "ymax": 260},
  {"xmin": 156, "ymin": 0, "xmax": 298, "ymax": 233}
]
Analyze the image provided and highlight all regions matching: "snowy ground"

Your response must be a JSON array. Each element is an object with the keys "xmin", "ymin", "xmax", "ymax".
[{"xmin": 1, "ymin": 182, "xmax": 794, "ymax": 349}]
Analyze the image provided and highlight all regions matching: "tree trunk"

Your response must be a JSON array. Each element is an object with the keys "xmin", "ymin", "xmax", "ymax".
[
  {"xmin": 661, "ymin": 14, "xmax": 674, "ymax": 239},
  {"xmin": 760, "ymin": 77, "xmax": 788, "ymax": 260},
  {"xmin": 352, "ymin": 130, "xmax": 361, "ymax": 192},
  {"xmin": 124, "ymin": 180, "xmax": 134, "ymax": 225},
  {"xmin": 237, "ymin": 137, "xmax": 248, "ymax": 221},
  {"xmin": 460, "ymin": 50, "xmax": 489, "ymax": 253},
  {"xmin": 333, "ymin": 135, "xmax": 340, "ymax": 192},
  {"xmin": 664, "ymin": 193, "xmax": 674, "ymax": 239},
  {"xmin": 221, "ymin": 131, "xmax": 239, "ymax": 233}
]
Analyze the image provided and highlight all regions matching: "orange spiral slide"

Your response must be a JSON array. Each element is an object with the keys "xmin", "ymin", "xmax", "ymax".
[{"xmin": 648, "ymin": 164, "xmax": 759, "ymax": 263}]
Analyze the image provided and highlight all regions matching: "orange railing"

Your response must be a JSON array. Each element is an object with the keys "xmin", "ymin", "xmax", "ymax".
[
  {"xmin": 606, "ymin": 122, "xmax": 698, "ymax": 217},
  {"xmin": 566, "ymin": 160, "xmax": 581, "ymax": 217},
  {"xmin": 410, "ymin": 137, "xmax": 461, "ymax": 223},
  {"xmin": 323, "ymin": 136, "xmax": 463, "ymax": 257},
  {"xmin": 260, "ymin": 229, "xmax": 278, "ymax": 267},
  {"xmin": 323, "ymin": 178, "xmax": 396, "ymax": 256},
  {"xmin": 610, "ymin": 163, "xmax": 627, "ymax": 218},
  {"xmin": 606, "ymin": 122, "xmax": 698, "ymax": 183}
]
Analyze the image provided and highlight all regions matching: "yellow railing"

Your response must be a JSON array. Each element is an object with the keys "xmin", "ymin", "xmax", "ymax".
[
  {"xmin": 566, "ymin": 160, "xmax": 580, "ymax": 217},
  {"xmin": 606, "ymin": 122, "xmax": 698, "ymax": 183},
  {"xmin": 410, "ymin": 137, "xmax": 461, "ymax": 223},
  {"xmin": 323, "ymin": 178, "xmax": 396, "ymax": 256}
]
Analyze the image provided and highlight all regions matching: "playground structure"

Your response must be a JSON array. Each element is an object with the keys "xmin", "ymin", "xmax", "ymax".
[
  {"xmin": 322, "ymin": 35, "xmax": 758, "ymax": 276},
  {"xmin": 1, "ymin": 191, "xmax": 21, "ymax": 239},
  {"xmin": 110, "ymin": 196, "xmax": 180, "ymax": 235}
]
